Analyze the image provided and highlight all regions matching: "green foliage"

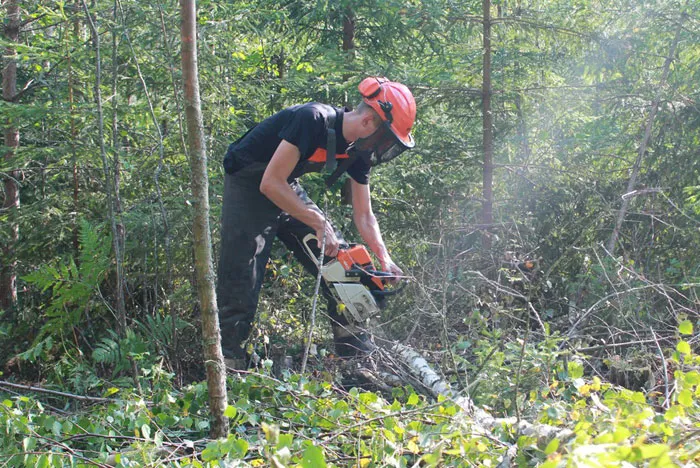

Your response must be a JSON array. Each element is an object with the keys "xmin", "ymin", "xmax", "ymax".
[
  {"xmin": 465, "ymin": 330, "xmax": 565, "ymax": 414},
  {"xmin": 684, "ymin": 184, "xmax": 700, "ymax": 215},
  {"xmin": 3, "ymin": 329, "xmax": 700, "ymax": 466},
  {"xmin": 19, "ymin": 219, "xmax": 111, "ymax": 361},
  {"xmin": 93, "ymin": 329, "xmax": 148, "ymax": 375},
  {"xmin": 1, "ymin": 0, "xmax": 699, "ymax": 464}
]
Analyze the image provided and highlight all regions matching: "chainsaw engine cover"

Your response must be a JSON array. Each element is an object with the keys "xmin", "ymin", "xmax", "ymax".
[{"xmin": 332, "ymin": 283, "xmax": 381, "ymax": 323}]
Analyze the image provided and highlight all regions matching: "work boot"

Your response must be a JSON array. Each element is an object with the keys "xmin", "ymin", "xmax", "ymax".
[{"xmin": 332, "ymin": 323, "xmax": 375, "ymax": 359}]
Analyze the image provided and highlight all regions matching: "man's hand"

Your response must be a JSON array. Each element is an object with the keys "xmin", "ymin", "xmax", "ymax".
[
  {"xmin": 380, "ymin": 256, "xmax": 403, "ymax": 285},
  {"xmin": 315, "ymin": 218, "xmax": 340, "ymax": 258}
]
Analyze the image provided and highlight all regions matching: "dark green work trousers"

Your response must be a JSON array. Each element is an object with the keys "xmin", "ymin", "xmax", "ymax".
[{"xmin": 217, "ymin": 162, "xmax": 352, "ymax": 359}]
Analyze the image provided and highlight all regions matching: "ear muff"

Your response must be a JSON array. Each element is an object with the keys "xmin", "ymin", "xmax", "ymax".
[{"xmin": 358, "ymin": 77, "xmax": 389, "ymax": 100}]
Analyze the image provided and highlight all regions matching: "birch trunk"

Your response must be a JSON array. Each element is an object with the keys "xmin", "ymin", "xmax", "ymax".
[
  {"xmin": 179, "ymin": 0, "xmax": 228, "ymax": 438},
  {"xmin": 385, "ymin": 342, "xmax": 573, "ymax": 465}
]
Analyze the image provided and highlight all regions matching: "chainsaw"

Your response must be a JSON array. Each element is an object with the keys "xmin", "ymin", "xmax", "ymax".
[{"xmin": 302, "ymin": 234, "xmax": 403, "ymax": 324}]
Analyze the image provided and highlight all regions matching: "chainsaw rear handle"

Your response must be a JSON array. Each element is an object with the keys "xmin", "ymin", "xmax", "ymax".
[
  {"xmin": 346, "ymin": 267, "xmax": 397, "ymax": 286},
  {"xmin": 302, "ymin": 233, "xmax": 331, "ymax": 266}
]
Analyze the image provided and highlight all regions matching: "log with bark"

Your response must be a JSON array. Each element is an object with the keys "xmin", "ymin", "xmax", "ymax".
[{"xmin": 338, "ymin": 337, "xmax": 575, "ymax": 464}]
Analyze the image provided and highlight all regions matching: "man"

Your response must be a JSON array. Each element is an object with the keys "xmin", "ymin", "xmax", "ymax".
[{"xmin": 217, "ymin": 77, "xmax": 416, "ymax": 368}]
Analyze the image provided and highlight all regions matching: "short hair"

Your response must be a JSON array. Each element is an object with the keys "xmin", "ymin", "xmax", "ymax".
[{"xmin": 356, "ymin": 101, "xmax": 382, "ymax": 125}]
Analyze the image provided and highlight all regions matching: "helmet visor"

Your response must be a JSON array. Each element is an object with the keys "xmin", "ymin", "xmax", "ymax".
[{"xmin": 353, "ymin": 122, "xmax": 409, "ymax": 166}]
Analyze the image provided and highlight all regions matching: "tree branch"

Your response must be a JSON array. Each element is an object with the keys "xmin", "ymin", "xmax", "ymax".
[{"xmin": 0, "ymin": 380, "xmax": 115, "ymax": 403}]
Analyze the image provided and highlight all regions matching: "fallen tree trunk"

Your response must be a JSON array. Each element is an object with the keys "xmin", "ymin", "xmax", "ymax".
[
  {"xmin": 386, "ymin": 342, "xmax": 572, "ymax": 438},
  {"xmin": 349, "ymin": 339, "xmax": 575, "ymax": 465}
]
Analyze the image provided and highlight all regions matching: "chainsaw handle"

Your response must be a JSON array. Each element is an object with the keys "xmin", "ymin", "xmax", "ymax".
[
  {"xmin": 348, "ymin": 267, "xmax": 403, "ymax": 283},
  {"xmin": 302, "ymin": 233, "xmax": 321, "ymax": 265},
  {"xmin": 366, "ymin": 269, "xmax": 394, "ymax": 278},
  {"xmin": 371, "ymin": 282, "xmax": 406, "ymax": 297},
  {"xmin": 302, "ymin": 233, "xmax": 341, "ymax": 265}
]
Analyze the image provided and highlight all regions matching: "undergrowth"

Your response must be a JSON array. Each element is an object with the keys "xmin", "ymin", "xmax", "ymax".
[{"xmin": 1, "ymin": 322, "xmax": 699, "ymax": 467}]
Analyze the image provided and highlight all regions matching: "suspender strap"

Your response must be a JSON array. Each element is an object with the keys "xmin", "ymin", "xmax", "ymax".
[
  {"xmin": 322, "ymin": 107, "xmax": 357, "ymax": 188},
  {"xmin": 325, "ymin": 151, "xmax": 358, "ymax": 188},
  {"xmin": 325, "ymin": 111, "xmax": 337, "ymax": 173}
]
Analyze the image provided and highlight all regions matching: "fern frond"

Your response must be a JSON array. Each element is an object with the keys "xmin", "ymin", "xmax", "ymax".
[
  {"xmin": 133, "ymin": 314, "xmax": 194, "ymax": 350},
  {"xmin": 92, "ymin": 330, "xmax": 122, "ymax": 366},
  {"xmin": 21, "ymin": 218, "xmax": 113, "ymax": 363}
]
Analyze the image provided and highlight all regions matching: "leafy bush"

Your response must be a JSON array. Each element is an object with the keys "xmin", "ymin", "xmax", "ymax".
[{"xmin": 2, "ymin": 323, "xmax": 700, "ymax": 467}]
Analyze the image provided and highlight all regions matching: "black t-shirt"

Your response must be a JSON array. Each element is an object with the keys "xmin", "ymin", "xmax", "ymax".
[{"xmin": 225, "ymin": 102, "xmax": 371, "ymax": 184}]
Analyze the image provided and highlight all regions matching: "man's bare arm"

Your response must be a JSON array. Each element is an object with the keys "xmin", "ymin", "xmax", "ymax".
[
  {"xmin": 260, "ymin": 140, "xmax": 339, "ymax": 256},
  {"xmin": 351, "ymin": 179, "xmax": 403, "ymax": 281}
]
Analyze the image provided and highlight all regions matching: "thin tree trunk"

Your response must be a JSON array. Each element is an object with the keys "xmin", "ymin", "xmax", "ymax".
[
  {"xmin": 481, "ymin": 0, "xmax": 494, "ymax": 249},
  {"xmin": 158, "ymin": 6, "xmax": 188, "ymax": 157},
  {"xmin": 342, "ymin": 7, "xmax": 355, "ymax": 63},
  {"xmin": 1, "ymin": 0, "xmax": 21, "ymax": 311},
  {"xmin": 69, "ymin": 2, "xmax": 81, "ymax": 259},
  {"xmin": 112, "ymin": 0, "xmax": 127, "ymax": 333},
  {"xmin": 515, "ymin": 93, "xmax": 531, "ymax": 166},
  {"xmin": 340, "ymin": 6, "xmax": 356, "ymax": 205},
  {"xmin": 180, "ymin": 0, "xmax": 228, "ymax": 438},
  {"xmin": 117, "ymin": 0, "xmax": 177, "ymax": 371},
  {"xmin": 606, "ymin": 17, "xmax": 684, "ymax": 255},
  {"xmin": 81, "ymin": 0, "xmax": 127, "ymax": 333},
  {"xmin": 514, "ymin": 92, "xmax": 533, "ymax": 196},
  {"xmin": 159, "ymin": 10, "xmax": 196, "ymax": 368},
  {"xmin": 158, "ymin": 7, "xmax": 186, "ymax": 378}
]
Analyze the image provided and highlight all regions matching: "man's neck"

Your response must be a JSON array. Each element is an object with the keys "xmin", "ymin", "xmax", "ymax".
[{"xmin": 342, "ymin": 110, "xmax": 361, "ymax": 143}]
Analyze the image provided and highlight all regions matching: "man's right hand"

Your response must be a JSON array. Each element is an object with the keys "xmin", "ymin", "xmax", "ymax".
[{"xmin": 315, "ymin": 219, "xmax": 340, "ymax": 258}]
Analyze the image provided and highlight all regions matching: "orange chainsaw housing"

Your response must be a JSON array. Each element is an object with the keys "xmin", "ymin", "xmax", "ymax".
[{"xmin": 337, "ymin": 245, "xmax": 385, "ymax": 290}]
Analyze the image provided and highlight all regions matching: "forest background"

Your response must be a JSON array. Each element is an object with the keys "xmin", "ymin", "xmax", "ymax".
[{"xmin": 1, "ymin": 0, "xmax": 699, "ymax": 466}]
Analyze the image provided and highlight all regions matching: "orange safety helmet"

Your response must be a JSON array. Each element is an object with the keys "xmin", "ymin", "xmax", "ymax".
[{"xmin": 358, "ymin": 77, "xmax": 416, "ymax": 149}]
